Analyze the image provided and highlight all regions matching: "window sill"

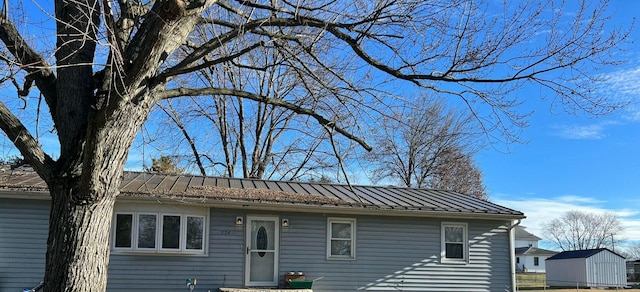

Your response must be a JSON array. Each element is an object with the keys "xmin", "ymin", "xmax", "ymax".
[
  {"xmin": 440, "ymin": 258, "xmax": 468, "ymax": 265},
  {"xmin": 326, "ymin": 256, "xmax": 356, "ymax": 261},
  {"xmin": 111, "ymin": 250, "xmax": 207, "ymax": 256}
]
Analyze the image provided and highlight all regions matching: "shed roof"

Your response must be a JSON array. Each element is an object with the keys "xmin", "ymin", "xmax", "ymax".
[
  {"xmin": 546, "ymin": 248, "xmax": 624, "ymax": 260},
  {"xmin": 0, "ymin": 169, "xmax": 524, "ymax": 219},
  {"xmin": 628, "ymin": 259, "xmax": 640, "ymax": 263}
]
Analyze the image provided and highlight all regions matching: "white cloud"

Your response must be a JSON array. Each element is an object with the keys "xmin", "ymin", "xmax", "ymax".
[
  {"xmin": 551, "ymin": 123, "xmax": 607, "ymax": 140},
  {"xmin": 550, "ymin": 119, "xmax": 622, "ymax": 140},
  {"xmin": 494, "ymin": 194, "xmax": 640, "ymax": 247},
  {"xmin": 602, "ymin": 66, "xmax": 640, "ymax": 101},
  {"xmin": 599, "ymin": 64, "xmax": 640, "ymax": 122},
  {"xmin": 622, "ymin": 100, "xmax": 640, "ymax": 122},
  {"xmin": 549, "ymin": 63, "xmax": 640, "ymax": 141},
  {"xmin": 556, "ymin": 195, "xmax": 605, "ymax": 204}
]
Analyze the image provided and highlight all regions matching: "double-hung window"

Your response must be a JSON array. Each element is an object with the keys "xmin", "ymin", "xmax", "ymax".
[
  {"xmin": 113, "ymin": 208, "xmax": 206, "ymax": 254},
  {"xmin": 441, "ymin": 222, "xmax": 468, "ymax": 263},
  {"xmin": 327, "ymin": 218, "xmax": 356, "ymax": 260}
]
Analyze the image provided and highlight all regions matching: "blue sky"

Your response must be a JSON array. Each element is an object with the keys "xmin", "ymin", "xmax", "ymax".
[
  {"xmin": 480, "ymin": 0, "xmax": 640, "ymax": 249},
  {"xmin": 0, "ymin": 0, "xmax": 637, "ymax": 251}
]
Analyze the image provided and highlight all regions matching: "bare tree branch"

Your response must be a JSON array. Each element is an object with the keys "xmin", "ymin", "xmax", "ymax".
[
  {"xmin": 158, "ymin": 87, "xmax": 372, "ymax": 151},
  {"xmin": 543, "ymin": 210, "xmax": 624, "ymax": 251},
  {"xmin": 0, "ymin": 1, "xmax": 631, "ymax": 290},
  {"xmin": 0, "ymin": 14, "xmax": 58, "ymax": 117},
  {"xmin": 158, "ymin": 101, "xmax": 207, "ymax": 176},
  {"xmin": 0, "ymin": 101, "xmax": 54, "ymax": 179},
  {"xmin": 366, "ymin": 97, "xmax": 486, "ymax": 198},
  {"xmin": 157, "ymin": 41, "xmax": 265, "ymax": 81}
]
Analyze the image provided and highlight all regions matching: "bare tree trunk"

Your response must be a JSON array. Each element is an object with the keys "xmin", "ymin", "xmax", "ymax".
[
  {"xmin": 44, "ymin": 182, "xmax": 116, "ymax": 292},
  {"xmin": 41, "ymin": 98, "xmax": 153, "ymax": 291}
]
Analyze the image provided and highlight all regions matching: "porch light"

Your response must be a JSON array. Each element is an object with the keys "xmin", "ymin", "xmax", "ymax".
[
  {"xmin": 282, "ymin": 218, "xmax": 289, "ymax": 228},
  {"xmin": 236, "ymin": 216, "xmax": 244, "ymax": 226}
]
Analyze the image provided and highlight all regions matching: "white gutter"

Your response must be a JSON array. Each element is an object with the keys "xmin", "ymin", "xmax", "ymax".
[{"xmin": 509, "ymin": 219, "xmax": 522, "ymax": 292}]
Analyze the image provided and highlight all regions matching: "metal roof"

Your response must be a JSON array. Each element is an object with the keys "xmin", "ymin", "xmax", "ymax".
[
  {"xmin": 546, "ymin": 248, "xmax": 624, "ymax": 260},
  {"xmin": 515, "ymin": 246, "xmax": 558, "ymax": 256},
  {"xmin": 0, "ymin": 170, "xmax": 524, "ymax": 219},
  {"xmin": 515, "ymin": 226, "xmax": 542, "ymax": 241}
]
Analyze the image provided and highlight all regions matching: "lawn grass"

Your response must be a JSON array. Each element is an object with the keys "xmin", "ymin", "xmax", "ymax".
[
  {"xmin": 538, "ymin": 288, "xmax": 640, "ymax": 292},
  {"xmin": 517, "ymin": 273, "xmax": 547, "ymax": 288},
  {"xmin": 516, "ymin": 273, "xmax": 639, "ymax": 291}
]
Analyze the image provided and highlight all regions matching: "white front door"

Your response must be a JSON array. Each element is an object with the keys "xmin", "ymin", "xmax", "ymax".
[{"xmin": 245, "ymin": 216, "xmax": 279, "ymax": 286}]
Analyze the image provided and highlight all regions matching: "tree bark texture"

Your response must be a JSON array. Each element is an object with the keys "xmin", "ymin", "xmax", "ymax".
[
  {"xmin": 41, "ymin": 94, "xmax": 155, "ymax": 292},
  {"xmin": 54, "ymin": 0, "xmax": 99, "ymax": 162},
  {"xmin": 41, "ymin": 100, "xmax": 150, "ymax": 291},
  {"xmin": 44, "ymin": 182, "xmax": 116, "ymax": 292},
  {"xmin": 35, "ymin": 0, "xmax": 206, "ymax": 289}
]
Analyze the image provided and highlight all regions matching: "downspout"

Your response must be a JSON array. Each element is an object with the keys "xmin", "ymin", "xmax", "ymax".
[{"xmin": 508, "ymin": 219, "xmax": 522, "ymax": 292}]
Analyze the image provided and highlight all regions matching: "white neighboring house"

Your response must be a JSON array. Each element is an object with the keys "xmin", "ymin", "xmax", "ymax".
[{"xmin": 514, "ymin": 226, "xmax": 557, "ymax": 273}]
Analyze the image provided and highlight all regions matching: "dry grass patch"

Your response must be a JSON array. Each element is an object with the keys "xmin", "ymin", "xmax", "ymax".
[
  {"xmin": 516, "ymin": 273, "xmax": 547, "ymax": 288},
  {"xmin": 543, "ymin": 290, "xmax": 640, "ymax": 292},
  {"xmin": 516, "ymin": 273, "xmax": 638, "ymax": 291}
]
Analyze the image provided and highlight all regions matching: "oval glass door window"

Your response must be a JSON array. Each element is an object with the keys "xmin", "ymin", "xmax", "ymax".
[{"xmin": 257, "ymin": 226, "xmax": 268, "ymax": 257}]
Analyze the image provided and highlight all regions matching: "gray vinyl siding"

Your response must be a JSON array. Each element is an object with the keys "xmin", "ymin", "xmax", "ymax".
[
  {"xmin": 0, "ymin": 198, "xmax": 513, "ymax": 292},
  {"xmin": 279, "ymin": 213, "xmax": 512, "ymax": 292},
  {"xmin": 0, "ymin": 198, "xmax": 48, "ymax": 291},
  {"xmin": 107, "ymin": 208, "xmax": 246, "ymax": 291}
]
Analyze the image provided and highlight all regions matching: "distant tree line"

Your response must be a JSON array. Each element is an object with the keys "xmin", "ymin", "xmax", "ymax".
[{"xmin": 543, "ymin": 210, "xmax": 624, "ymax": 251}]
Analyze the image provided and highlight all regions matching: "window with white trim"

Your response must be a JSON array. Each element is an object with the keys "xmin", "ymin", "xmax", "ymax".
[
  {"xmin": 186, "ymin": 216, "xmax": 205, "ymax": 250},
  {"xmin": 138, "ymin": 213, "xmax": 157, "ymax": 249},
  {"xmin": 114, "ymin": 213, "xmax": 133, "ymax": 248},
  {"xmin": 327, "ymin": 218, "xmax": 356, "ymax": 259},
  {"xmin": 112, "ymin": 211, "xmax": 206, "ymax": 254},
  {"xmin": 441, "ymin": 222, "xmax": 467, "ymax": 263}
]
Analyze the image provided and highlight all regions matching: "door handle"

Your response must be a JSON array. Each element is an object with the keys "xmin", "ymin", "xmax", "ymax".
[{"xmin": 246, "ymin": 246, "xmax": 249, "ymax": 255}]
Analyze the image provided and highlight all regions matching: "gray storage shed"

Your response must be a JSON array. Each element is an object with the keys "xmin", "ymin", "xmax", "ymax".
[{"xmin": 546, "ymin": 248, "xmax": 627, "ymax": 288}]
